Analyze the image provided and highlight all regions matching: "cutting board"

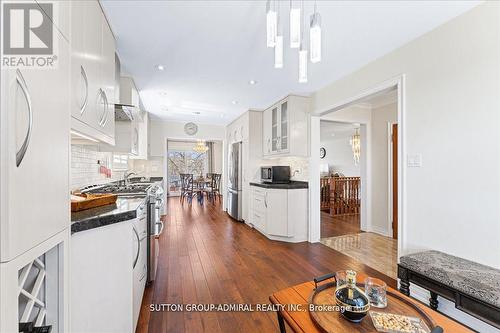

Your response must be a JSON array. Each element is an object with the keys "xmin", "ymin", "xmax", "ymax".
[{"xmin": 71, "ymin": 193, "xmax": 118, "ymax": 212}]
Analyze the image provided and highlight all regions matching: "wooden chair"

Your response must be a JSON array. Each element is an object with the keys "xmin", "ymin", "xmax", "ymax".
[
  {"xmin": 179, "ymin": 173, "xmax": 194, "ymax": 204},
  {"xmin": 203, "ymin": 173, "xmax": 222, "ymax": 203}
]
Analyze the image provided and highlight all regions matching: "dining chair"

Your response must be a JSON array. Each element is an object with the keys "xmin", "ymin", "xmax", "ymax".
[
  {"xmin": 179, "ymin": 173, "xmax": 194, "ymax": 204},
  {"xmin": 204, "ymin": 173, "xmax": 222, "ymax": 203}
]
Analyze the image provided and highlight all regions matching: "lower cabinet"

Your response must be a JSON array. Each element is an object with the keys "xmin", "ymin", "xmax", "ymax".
[
  {"xmin": 250, "ymin": 186, "xmax": 308, "ymax": 242},
  {"xmin": 71, "ymin": 218, "xmax": 146, "ymax": 333}
]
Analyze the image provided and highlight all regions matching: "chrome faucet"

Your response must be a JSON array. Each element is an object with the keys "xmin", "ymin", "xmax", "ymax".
[{"xmin": 122, "ymin": 171, "xmax": 137, "ymax": 185}]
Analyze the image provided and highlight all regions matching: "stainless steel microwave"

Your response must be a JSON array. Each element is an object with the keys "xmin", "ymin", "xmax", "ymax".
[{"xmin": 260, "ymin": 166, "xmax": 291, "ymax": 184}]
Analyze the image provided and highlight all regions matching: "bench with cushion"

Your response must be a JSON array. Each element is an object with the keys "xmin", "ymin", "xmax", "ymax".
[{"xmin": 398, "ymin": 250, "xmax": 500, "ymax": 329}]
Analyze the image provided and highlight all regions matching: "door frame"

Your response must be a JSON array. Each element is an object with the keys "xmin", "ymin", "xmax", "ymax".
[
  {"xmin": 309, "ymin": 74, "xmax": 406, "ymax": 259},
  {"xmin": 387, "ymin": 122, "xmax": 398, "ymax": 239}
]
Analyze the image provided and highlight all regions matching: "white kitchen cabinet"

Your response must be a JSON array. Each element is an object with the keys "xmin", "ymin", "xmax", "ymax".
[
  {"xmin": 249, "ymin": 185, "xmax": 308, "ymax": 242},
  {"xmin": 262, "ymin": 95, "xmax": 310, "ymax": 157},
  {"xmin": 0, "ymin": 22, "xmax": 70, "ymax": 262},
  {"xmin": 225, "ymin": 111, "xmax": 263, "ymax": 221},
  {"xmin": 130, "ymin": 111, "xmax": 150, "ymax": 160},
  {"xmin": 70, "ymin": 0, "xmax": 116, "ymax": 145},
  {"xmin": 265, "ymin": 188, "xmax": 291, "ymax": 237},
  {"xmin": 71, "ymin": 222, "xmax": 134, "ymax": 333},
  {"xmin": 0, "ymin": 229, "xmax": 69, "ymax": 333},
  {"xmin": 132, "ymin": 214, "xmax": 148, "ymax": 329}
]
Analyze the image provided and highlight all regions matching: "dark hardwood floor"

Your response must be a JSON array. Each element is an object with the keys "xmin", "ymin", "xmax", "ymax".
[
  {"xmin": 137, "ymin": 198, "xmax": 395, "ymax": 333},
  {"xmin": 320, "ymin": 212, "xmax": 361, "ymax": 238}
]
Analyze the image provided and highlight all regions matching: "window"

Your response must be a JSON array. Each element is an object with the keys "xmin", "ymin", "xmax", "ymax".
[
  {"xmin": 167, "ymin": 150, "xmax": 208, "ymax": 195},
  {"xmin": 113, "ymin": 154, "xmax": 129, "ymax": 171}
]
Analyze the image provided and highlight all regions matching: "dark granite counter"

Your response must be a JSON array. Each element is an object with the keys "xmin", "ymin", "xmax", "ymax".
[
  {"xmin": 71, "ymin": 196, "xmax": 147, "ymax": 234},
  {"xmin": 249, "ymin": 181, "xmax": 308, "ymax": 189}
]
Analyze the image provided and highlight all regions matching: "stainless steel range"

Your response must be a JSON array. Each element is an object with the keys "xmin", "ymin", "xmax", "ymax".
[
  {"xmin": 82, "ymin": 181, "xmax": 165, "ymax": 284},
  {"xmin": 146, "ymin": 184, "xmax": 164, "ymax": 284}
]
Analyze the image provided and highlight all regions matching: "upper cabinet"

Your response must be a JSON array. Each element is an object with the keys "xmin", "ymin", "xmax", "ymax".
[
  {"xmin": 263, "ymin": 95, "xmax": 310, "ymax": 157},
  {"xmin": 0, "ymin": 10, "xmax": 70, "ymax": 262},
  {"xmin": 70, "ymin": 0, "xmax": 116, "ymax": 145}
]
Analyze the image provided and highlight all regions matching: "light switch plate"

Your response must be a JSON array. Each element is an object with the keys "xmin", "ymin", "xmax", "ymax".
[{"xmin": 407, "ymin": 154, "xmax": 422, "ymax": 167}]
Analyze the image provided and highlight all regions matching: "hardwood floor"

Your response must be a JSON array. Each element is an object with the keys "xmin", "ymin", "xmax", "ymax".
[
  {"xmin": 137, "ymin": 198, "xmax": 396, "ymax": 333},
  {"xmin": 320, "ymin": 212, "xmax": 361, "ymax": 238}
]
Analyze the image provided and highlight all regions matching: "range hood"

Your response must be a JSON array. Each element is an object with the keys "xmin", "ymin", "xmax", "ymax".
[{"xmin": 114, "ymin": 55, "xmax": 139, "ymax": 121}]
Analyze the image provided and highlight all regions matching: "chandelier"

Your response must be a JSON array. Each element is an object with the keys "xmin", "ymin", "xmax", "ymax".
[
  {"xmin": 266, "ymin": 0, "xmax": 322, "ymax": 83},
  {"xmin": 193, "ymin": 139, "xmax": 208, "ymax": 153},
  {"xmin": 350, "ymin": 128, "xmax": 361, "ymax": 165}
]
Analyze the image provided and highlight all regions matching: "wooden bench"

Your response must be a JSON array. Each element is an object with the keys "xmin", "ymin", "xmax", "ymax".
[{"xmin": 398, "ymin": 250, "xmax": 500, "ymax": 329}]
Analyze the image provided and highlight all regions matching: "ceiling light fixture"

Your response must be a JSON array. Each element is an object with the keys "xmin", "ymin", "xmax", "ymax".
[
  {"xmin": 266, "ymin": 0, "xmax": 277, "ymax": 47},
  {"xmin": 156, "ymin": 64, "xmax": 164, "ymax": 71},
  {"xmin": 193, "ymin": 139, "xmax": 209, "ymax": 153},
  {"xmin": 309, "ymin": 1, "xmax": 322, "ymax": 63},
  {"xmin": 274, "ymin": 1, "xmax": 283, "ymax": 69},
  {"xmin": 350, "ymin": 128, "xmax": 361, "ymax": 165},
  {"xmin": 248, "ymin": 80, "xmax": 257, "ymax": 85},
  {"xmin": 231, "ymin": 100, "xmax": 239, "ymax": 105},
  {"xmin": 298, "ymin": 1, "xmax": 308, "ymax": 83},
  {"xmin": 193, "ymin": 111, "xmax": 201, "ymax": 115},
  {"xmin": 264, "ymin": 0, "xmax": 322, "ymax": 82},
  {"xmin": 289, "ymin": 2, "xmax": 301, "ymax": 48}
]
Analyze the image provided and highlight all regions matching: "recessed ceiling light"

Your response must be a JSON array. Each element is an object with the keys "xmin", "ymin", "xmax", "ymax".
[
  {"xmin": 193, "ymin": 111, "xmax": 201, "ymax": 115},
  {"xmin": 156, "ymin": 64, "xmax": 165, "ymax": 71},
  {"xmin": 331, "ymin": 133, "xmax": 336, "ymax": 137},
  {"xmin": 232, "ymin": 100, "xmax": 238, "ymax": 105},
  {"xmin": 158, "ymin": 91, "xmax": 167, "ymax": 96},
  {"xmin": 161, "ymin": 105, "xmax": 168, "ymax": 111},
  {"xmin": 248, "ymin": 80, "xmax": 257, "ymax": 85},
  {"xmin": 220, "ymin": 114, "xmax": 225, "ymax": 118}
]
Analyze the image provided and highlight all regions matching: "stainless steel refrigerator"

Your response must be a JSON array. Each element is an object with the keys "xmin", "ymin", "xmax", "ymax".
[{"xmin": 227, "ymin": 142, "xmax": 242, "ymax": 221}]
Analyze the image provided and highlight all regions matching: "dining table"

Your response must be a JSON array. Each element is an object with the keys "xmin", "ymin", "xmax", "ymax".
[{"xmin": 192, "ymin": 177, "xmax": 211, "ymax": 204}]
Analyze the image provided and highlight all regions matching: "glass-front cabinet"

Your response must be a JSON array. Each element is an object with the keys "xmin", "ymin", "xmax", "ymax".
[
  {"xmin": 263, "ymin": 95, "xmax": 309, "ymax": 157},
  {"xmin": 267, "ymin": 101, "xmax": 289, "ymax": 154}
]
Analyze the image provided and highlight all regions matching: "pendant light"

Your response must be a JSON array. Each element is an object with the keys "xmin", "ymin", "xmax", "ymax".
[
  {"xmin": 350, "ymin": 128, "xmax": 361, "ymax": 165},
  {"xmin": 289, "ymin": 1, "xmax": 301, "ymax": 48},
  {"xmin": 310, "ymin": 1, "xmax": 322, "ymax": 63},
  {"xmin": 266, "ymin": 0, "xmax": 277, "ymax": 47},
  {"xmin": 274, "ymin": 0, "xmax": 283, "ymax": 68},
  {"xmin": 298, "ymin": 0, "xmax": 308, "ymax": 83}
]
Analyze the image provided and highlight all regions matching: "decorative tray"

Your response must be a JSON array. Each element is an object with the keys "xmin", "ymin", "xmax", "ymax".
[{"xmin": 308, "ymin": 273, "xmax": 438, "ymax": 333}]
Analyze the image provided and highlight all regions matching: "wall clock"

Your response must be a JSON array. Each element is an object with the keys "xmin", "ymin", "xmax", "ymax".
[
  {"xmin": 184, "ymin": 122, "xmax": 198, "ymax": 136},
  {"xmin": 320, "ymin": 147, "xmax": 326, "ymax": 159}
]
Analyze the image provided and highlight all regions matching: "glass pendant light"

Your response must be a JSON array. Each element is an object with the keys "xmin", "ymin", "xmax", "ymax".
[
  {"xmin": 275, "ymin": 1, "xmax": 283, "ymax": 68},
  {"xmin": 266, "ymin": 0, "xmax": 277, "ymax": 47},
  {"xmin": 298, "ymin": 0, "xmax": 307, "ymax": 83},
  {"xmin": 310, "ymin": 2, "xmax": 322, "ymax": 63},
  {"xmin": 289, "ymin": 1, "xmax": 301, "ymax": 48},
  {"xmin": 299, "ymin": 47, "xmax": 308, "ymax": 82}
]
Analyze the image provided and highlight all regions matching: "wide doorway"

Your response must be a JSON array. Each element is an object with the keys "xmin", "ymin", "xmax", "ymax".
[{"xmin": 318, "ymin": 88, "xmax": 399, "ymax": 279}]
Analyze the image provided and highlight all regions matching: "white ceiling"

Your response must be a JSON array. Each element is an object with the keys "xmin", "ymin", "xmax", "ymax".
[
  {"xmin": 101, "ymin": 0, "xmax": 479, "ymax": 125},
  {"xmin": 320, "ymin": 121, "xmax": 359, "ymax": 141}
]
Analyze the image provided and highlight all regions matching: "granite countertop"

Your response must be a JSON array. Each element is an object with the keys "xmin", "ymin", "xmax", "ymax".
[
  {"xmin": 249, "ymin": 181, "xmax": 308, "ymax": 189},
  {"xmin": 71, "ymin": 196, "xmax": 147, "ymax": 234}
]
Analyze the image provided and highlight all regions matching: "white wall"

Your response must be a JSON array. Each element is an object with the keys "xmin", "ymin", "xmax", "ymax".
[
  {"xmin": 149, "ymin": 120, "xmax": 225, "ymax": 157},
  {"xmin": 320, "ymin": 135, "xmax": 360, "ymax": 177},
  {"xmin": 312, "ymin": 4, "xmax": 500, "ymax": 331},
  {"xmin": 370, "ymin": 103, "xmax": 397, "ymax": 235}
]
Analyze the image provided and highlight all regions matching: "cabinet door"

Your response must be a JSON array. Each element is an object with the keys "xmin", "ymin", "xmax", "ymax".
[
  {"xmin": 262, "ymin": 109, "xmax": 271, "ymax": 156},
  {"xmin": 265, "ymin": 189, "xmax": 289, "ymax": 236},
  {"xmin": 0, "ymin": 33, "xmax": 70, "ymax": 261},
  {"xmin": 279, "ymin": 101, "xmax": 289, "ymax": 152},
  {"xmin": 271, "ymin": 106, "xmax": 279, "ymax": 153},
  {"xmin": 85, "ymin": 1, "xmax": 104, "ymax": 131},
  {"xmin": 99, "ymin": 20, "xmax": 116, "ymax": 139}
]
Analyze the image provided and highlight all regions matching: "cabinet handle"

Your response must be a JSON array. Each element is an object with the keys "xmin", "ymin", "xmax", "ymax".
[
  {"xmin": 132, "ymin": 227, "xmax": 140, "ymax": 269},
  {"xmin": 264, "ymin": 193, "xmax": 268, "ymax": 208},
  {"xmin": 97, "ymin": 89, "xmax": 108, "ymax": 127},
  {"xmin": 102, "ymin": 91, "xmax": 109, "ymax": 126},
  {"xmin": 267, "ymin": 138, "xmax": 270, "ymax": 153},
  {"xmin": 15, "ymin": 69, "xmax": 33, "ymax": 167},
  {"xmin": 80, "ymin": 65, "xmax": 89, "ymax": 115}
]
